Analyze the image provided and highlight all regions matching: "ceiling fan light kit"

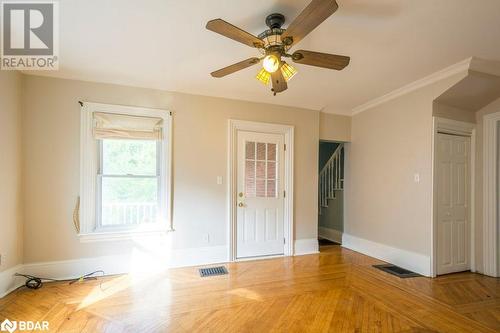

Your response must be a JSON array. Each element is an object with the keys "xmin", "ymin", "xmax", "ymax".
[
  {"xmin": 256, "ymin": 68, "xmax": 271, "ymax": 85},
  {"xmin": 280, "ymin": 62, "xmax": 298, "ymax": 82},
  {"xmin": 206, "ymin": 0, "xmax": 350, "ymax": 95},
  {"xmin": 262, "ymin": 54, "xmax": 280, "ymax": 73}
]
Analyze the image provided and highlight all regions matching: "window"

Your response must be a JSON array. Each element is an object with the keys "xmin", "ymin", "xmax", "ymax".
[
  {"xmin": 80, "ymin": 103, "xmax": 172, "ymax": 241},
  {"xmin": 244, "ymin": 141, "xmax": 278, "ymax": 198},
  {"xmin": 99, "ymin": 139, "xmax": 159, "ymax": 228}
]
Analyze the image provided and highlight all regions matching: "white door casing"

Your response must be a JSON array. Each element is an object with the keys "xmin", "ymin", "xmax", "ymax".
[
  {"xmin": 482, "ymin": 112, "xmax": 500, "ymax": 277},
  {"xmin": 236, "ymin": 131, "xmax": 285, "ymax": 258},
  {"xmin": 436, "ymin": 133, "xmax": 471, "ymax": 275}
]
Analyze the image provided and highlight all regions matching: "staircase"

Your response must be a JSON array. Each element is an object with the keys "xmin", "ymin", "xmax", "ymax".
[{"xmin": 319, "ymin": 143, "xmax": 344, "ymax": 214}]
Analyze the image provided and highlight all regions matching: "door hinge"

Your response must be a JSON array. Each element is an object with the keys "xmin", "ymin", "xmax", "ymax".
[
  {"xmin": 284, "ymin": 237, "xmax": 286, "ymax": 244},
  {"xmin": 283, "ymin": 190, "xmax": 286, "ymax": 198},
  {"xmin": 284, "ymin": 144, "xmax": 286, "ymax": 151}
]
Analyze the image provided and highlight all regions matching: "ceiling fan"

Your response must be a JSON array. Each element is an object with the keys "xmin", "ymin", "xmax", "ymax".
[{"xmin": 206, "ymin": 0, "xmax": 350, "ymax": 95}]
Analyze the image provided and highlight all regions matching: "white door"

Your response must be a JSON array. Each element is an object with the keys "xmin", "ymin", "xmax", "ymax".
[
  {"xmin": 437, "ymin": 133, "xmax": 471, "ymax": 275},
  {"xmin": 236, "ymin": 131, "xmax": 285, "ymax": 259}
]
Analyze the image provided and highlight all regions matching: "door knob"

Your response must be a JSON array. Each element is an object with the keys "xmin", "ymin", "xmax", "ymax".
[{"xmin": 238, "ymin": 202, "xmax": 244, "ymax": 207}]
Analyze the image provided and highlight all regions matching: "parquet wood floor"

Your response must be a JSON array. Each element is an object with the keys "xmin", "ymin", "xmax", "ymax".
[{"xmin": 0, "ymin": 245, "xmax": 498, "ymax": 332}]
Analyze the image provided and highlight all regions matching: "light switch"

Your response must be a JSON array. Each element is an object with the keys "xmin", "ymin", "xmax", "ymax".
[{"xmin": 217, "ymin": 176, "xmax": 223, "ymax": 185}]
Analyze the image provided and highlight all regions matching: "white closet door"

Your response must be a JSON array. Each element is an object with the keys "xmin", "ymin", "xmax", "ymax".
[{"xmin": 437, "ymin": 133, "xmax": 471, "ymax": 275}]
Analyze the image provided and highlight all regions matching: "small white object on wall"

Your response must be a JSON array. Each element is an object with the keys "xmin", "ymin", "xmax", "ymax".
[{"xmin": 414, "ymin": 173, "xmax": 420, "ymax": 183}]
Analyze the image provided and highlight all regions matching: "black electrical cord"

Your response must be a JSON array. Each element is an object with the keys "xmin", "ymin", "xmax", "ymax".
[
  {"xmin": 15, "ymin": 270, "xmax": 105, "ymax": 290},
  {"xmin": 69, "ymin": 270, "xmax": 105, "ymax": 285},
  {"xmin": 14, "ymin": 273, "xmax": 58, "ymax": 289}
]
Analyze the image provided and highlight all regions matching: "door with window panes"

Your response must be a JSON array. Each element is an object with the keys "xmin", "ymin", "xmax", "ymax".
[{"xmin": 236, "ymin": 131, "xmax": 285, "ymax": 258}]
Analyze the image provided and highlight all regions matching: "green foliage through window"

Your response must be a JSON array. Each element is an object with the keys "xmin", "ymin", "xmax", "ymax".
[
  {"xmin": 100, "ymin": 139, "xmax": 159, "ymax": 226},
  {"xmin": 102, "ymin": 139, "xmax": 157, "ymax": 176}
]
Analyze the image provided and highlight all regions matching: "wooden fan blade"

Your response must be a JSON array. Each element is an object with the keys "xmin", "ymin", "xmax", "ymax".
[
  {"xmin": 270, "ymin": 70, "xmax": 288, "ymax": 94},
  {"xmin": 292, "ymin": 50, "xmax": 350, "ymax": 70},
  {"xmin": 210, "ymin": 57, "xmax": 260, "ymax": 78},
  {"xmin": 206, "ymin": 19, "xmax": 263, "ymax": 48},
  {"xmin": 281, "ymin": 0, "xmax": 338, "ymax": 46}
]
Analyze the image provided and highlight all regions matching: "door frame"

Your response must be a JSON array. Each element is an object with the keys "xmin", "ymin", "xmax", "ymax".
[
  {"xmin": 228, "ymin": 120, "xmax": 294, "ymax": 262},
  {"xmin": 431, "ymin": 117, "xmax": 475, "ymax": 277},
  {"xmin": 482, "ymin": 111, "xmax": 500, "ymax": 277}
]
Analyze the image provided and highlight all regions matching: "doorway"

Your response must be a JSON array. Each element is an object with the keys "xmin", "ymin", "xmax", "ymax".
[
  {"xmin": 228, "ymin": 120, "xmax": 294, "ymax": 261},
  {"xmin": 317, "ymin": 141, "xmax": 344, "ymax": 246},
  {"xmin": 435, "ymin": 132, "xmax": 471, "ymax": 275}
]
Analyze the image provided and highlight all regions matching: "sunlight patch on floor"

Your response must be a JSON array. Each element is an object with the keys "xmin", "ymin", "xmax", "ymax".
[{"xmin": 227, "ymin": 288, "xmax": 263, "ymax": 301}]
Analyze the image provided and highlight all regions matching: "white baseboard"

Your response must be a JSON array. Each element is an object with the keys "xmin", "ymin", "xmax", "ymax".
[
  {"xmin": 23, "ymin": 255, "xmax": 132, "ymax": 281},
  {"xmin": 0, "ymin": 265, "xmax": 25, "ymax": 298},
  {"xmin": 22, "ymin": 245, "xmax": 229, "ymax": 280},
  {"xmin": 166, "ymin": 245, "xmax": 229, "ymax": 268},
  {"xmin": 318, "ymin": 227, "xmax": 342, "ymax": 244},
  {"xmin": 294, "ymin": 238, "xmax": 319, "ymax": 256},
  {"xmin": 342, "ymin": 233, "xmax": 431, "ymax": 277}
]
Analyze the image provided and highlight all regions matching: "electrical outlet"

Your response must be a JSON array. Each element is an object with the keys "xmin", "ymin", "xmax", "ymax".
[
  {"xmin": 202, "ymin": 234, "xmax": 210, "ymax": 243},
  {"xmin": 217, "ymin": 176, "xmax": 223, "ymax": 185}
]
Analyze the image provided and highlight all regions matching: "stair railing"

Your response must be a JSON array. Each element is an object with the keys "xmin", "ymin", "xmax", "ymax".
[{"xmin": 319, "ymin": 143, "xmax": 344, "ymax": 213}]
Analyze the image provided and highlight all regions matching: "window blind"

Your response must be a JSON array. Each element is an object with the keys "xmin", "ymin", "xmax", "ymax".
[{"xmin": 93, "ymin": 112, "xmax": 163, "ymax": 140}]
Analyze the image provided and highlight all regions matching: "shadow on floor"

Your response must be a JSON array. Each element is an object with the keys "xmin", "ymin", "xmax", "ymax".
[{"xmin": 318, "ymin": 238, "xmax": 340, "ymax": 247}]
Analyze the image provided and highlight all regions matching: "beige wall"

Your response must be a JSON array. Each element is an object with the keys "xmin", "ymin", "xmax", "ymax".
[
  {"xmin": 345, "ymin": 73, "xmax": 466, "ymax": 257},
  {"xmin": 433, "ymin": 102, "xmax": 476, "ymax": 123},
  {"xmin": 21, "ymin": 75, "xmax": 320, "ymax": 263},
  {"xmin": 319, "ymin": 112, "xmax": 351, "ymax": 142},
  {"xmin": 0, "ymin": 71, "xmax": 23, "ymax": 272},
  {"xmin": 473, "ymin": 97, "xmax": 500, "ymax": 272}
]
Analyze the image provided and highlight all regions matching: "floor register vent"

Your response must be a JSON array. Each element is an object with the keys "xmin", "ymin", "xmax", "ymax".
[
  {"xmin": 373, "ymin": 264, "xmax": 420, "ymax": 278},
  {"xmin": 199, "ymin": 266, "xmax": 228, "ymax": 277}
]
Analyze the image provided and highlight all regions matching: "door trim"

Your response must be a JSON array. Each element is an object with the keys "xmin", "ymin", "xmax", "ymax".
[
  {"xmin": 228, "ymin": 120, "xmax": 294, "ymax": 262},
  {"xmin": 431, "ymin": 117, "xmax": 475, "ymax": 277},
  {"xmin": 483, "ymin": 111, "xmax": 500, "ymax": 277}
]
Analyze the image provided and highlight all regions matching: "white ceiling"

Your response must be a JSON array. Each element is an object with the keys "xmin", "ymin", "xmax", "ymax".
[{"xmin": 26, "ymin": 0, "xmax": 500, "ymax": 114}]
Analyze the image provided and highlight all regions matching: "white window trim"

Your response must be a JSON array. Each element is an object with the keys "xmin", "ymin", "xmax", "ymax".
[{"xmin": 79, "ymin": 102, "xmax": 173, "ymax": 242}]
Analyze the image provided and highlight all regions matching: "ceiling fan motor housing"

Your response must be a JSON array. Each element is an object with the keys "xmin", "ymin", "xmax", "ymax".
[{"xmin": 259, "ymin": 14, "xmax": 288, "ymax": 54}]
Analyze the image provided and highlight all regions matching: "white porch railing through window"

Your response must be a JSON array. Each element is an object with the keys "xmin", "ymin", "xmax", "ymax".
[{"xmin": 101, "ymin": 202, "xmax": 158, "ymax": 226}]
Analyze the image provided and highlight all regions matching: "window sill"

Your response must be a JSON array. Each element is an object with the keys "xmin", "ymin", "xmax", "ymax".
[{"xmin": 78, "ymin": 228, "xmax": 174, "ymax": 243}]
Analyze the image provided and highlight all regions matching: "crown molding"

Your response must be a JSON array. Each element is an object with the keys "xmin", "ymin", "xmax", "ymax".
[{"xmin": 351, "ymin": 58, "xmax": 472, "ymax": 115}]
